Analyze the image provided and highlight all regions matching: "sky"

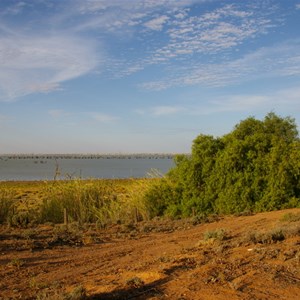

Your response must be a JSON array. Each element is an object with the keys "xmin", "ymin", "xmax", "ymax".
[{"xmin": 0, "ymin": 0, "xmax": 300, "ymax": 154}]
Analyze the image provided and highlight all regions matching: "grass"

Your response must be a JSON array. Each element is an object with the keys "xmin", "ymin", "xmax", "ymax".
[
  {"xmin": 35, "ymin": 285, "xmax": 87, "ymax": 300},
  {"xmin": 203, "ymin": 228, "xmax": 228, "ymax": 241},
  {"xmin": 245, "ymin": 224, "xmax": 300, "ymax": 245},
  {"xmin": 0, "ymin": 178, "xmax": 159, "ymax": 227},
  {"xmin": 126, "ymin": 277, "xmax": 145, "ymax": 288},
  {"xmin": 280, "ymin": 212, "xmax": 300, "ymax": 222},
  {"xmin": 0, "ymin": 188, "xmax": 17, "ymax": 224}
]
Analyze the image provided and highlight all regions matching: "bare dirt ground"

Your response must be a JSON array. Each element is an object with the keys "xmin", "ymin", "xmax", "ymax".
[{"xmin": 1, "ymin": 208, "xmax": 300, "ymax": 300}]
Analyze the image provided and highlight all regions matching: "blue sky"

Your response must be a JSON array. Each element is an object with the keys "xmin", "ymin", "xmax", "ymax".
[{"xmin": 1, "ymin": 0, "xmax": 300, "ymax": 154}]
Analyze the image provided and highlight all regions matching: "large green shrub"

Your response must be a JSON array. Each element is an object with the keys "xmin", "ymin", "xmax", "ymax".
[{"xmin": 146, "ymin": 113, "xmax": 300, "ymax": 217}]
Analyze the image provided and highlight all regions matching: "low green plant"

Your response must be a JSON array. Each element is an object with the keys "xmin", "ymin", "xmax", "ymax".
[
  {"xmin": 203, "ymin": 228, "xmax": 228, "ymax": 241},
  {"xmin": 280, "ymin": 212, "xmax": 300, "ymax": 222},
  {"xmin": 247, "ymin": 228, "xmax": 285, "ymax": 244},
  {"xmin": 126, "ymin": 277, "xmax": 144, "ymax": 288},
  {"xmin": 9, "ymin": 258, "xmax": 24, "ymax": 268},
  {"xmin": 8, "ymin": 209, "xmax": 39, "ymax": 228},
  {"xmin": 35, "ymin": 285, "xmax": 86, "ymax": 300},
  {"xmin": 50, "ymin": 225, "xmax": 83, "ymax": 247}
]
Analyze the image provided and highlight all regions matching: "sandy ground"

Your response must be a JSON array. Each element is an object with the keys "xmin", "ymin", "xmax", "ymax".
[{"xmin": 0, "ymin": 208, "xmax": 300, "ymax": 300}]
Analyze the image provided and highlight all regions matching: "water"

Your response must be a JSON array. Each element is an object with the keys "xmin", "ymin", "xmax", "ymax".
[{"xmin": 0, "ymin": 156, "xmax": 174, "ymax": 181}]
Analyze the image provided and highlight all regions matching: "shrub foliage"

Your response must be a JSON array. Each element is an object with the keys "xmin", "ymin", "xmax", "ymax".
[{"xmin": 145, "ymin": 113, "xmax": 300, "ymax": 217}]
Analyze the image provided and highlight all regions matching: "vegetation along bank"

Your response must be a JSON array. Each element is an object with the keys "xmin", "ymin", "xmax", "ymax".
[{"xmin": 0, "ymin": 112, "xmax": 299, "ymax": 228}]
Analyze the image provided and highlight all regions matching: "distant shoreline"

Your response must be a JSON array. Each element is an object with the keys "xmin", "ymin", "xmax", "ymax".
[{"xmin": 0, "ymin": 153, "xmax": 180, "ymax": 160}]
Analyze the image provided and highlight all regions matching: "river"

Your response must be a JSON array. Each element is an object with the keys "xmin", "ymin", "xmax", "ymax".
[{"xmin": 0, "ymin": 155, "xmax": 175, "ymax": 181}]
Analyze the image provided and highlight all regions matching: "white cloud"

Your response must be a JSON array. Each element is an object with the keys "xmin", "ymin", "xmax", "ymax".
[
  {"xmin": 48, "ymin": 110, "xmax": 70, "ymax": 118},
  {"xmin": 189, "ymin": 86, "xmax": 300, "ymax": 115},
  {"xmin": 0, "ymin": 34, "xmax": 99, "ymax": 101},
  {"xmin": 75, "ymin": 0, "xmax": 199, "ymax": 14},
  {"xmin": 105, "ymin": 1, "xmax": 280, "ymax": 79},
  {"xmin": 1, "ymin": 1, "xmax": 27, "ymax": 16},
  {"xmin": 144, "ymin": 15, "xmax": 169, "ymax": 31},
  {"xmin": 137, "ymin": 85, "xmax": 300, "ymax": 118},
  {"xmin": 72, "ymin": 0, "xmax": 198, "ymax": 32},
  {"xmin": 152, "ymin": 106, "xmax": 185, "ymax": 116},
  {"xmin": 0, "ymin": 0, "xmax": 290, "ymax": 100},
  {"xmin": 160, "ymin": 3, "xmax": 275, "ymax": 59},
  {"xmin": 200, "ymin": 95, "xmax": 270, "ymax": 114},
  {"xmin": 91, "ymin": 113, "xmax": 119, "ymax": 123},
  {"xmin": 296, "ymin": 4, "xmax": 300, "ymax": 10},
  {"xmin": 141, "ymin": 39, "xmax": 300, "ymax": 90},
  {"xmin": 133, "ymin": 109, "xmax": 146, "ymax": 115}
]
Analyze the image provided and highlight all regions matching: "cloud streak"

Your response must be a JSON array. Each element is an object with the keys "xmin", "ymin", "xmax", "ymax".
[
  {"xmin": 141, "ymin": 85, "xmax": 300, "ymax": 118},
  {"xmin": 48, "ymin": 110, "xmax": 71, "ymax": 118},
  {"xmin": 91, "ymin": 113, "xmax": 119, "ymax": 123},
  {"xmin": 152, "ymin": 106, "xmax": 185, "ymax": 116},
  {"xmin": 144, "ymin": 15, "xmax": 169, "ymax": 31},
  {"xmin": 0, "ymin": 34, "xmax": 99, "ymax": 101},
  {"xmin": 193, "ymin": 86, "xmax": 300, "ymax": 115}
]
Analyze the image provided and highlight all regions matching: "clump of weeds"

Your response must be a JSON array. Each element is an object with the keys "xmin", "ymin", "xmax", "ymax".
[
  {"xmin": 280, "ymin": 212, "xmax": 300, "ymax": 223},
  {"xmin": 203, "ymin": 228, "xmax": 229, "ymax": 242},
  {"xmin": 126, "ymin": 277, "xmax": 145, "ymax": 288},
  {"xmin": 36, "ymin": 285, "xmax": 87, "ymax": 300},
  {"xmin": 8, "ymin": 258, "xmax": 24, "ymax": 269},
  {"xmin": 49, "ymin": 225, "xmax": 83, "ymax": 247},
  {"xmin": 245, "ymin": 228, "xmax": 285, "ymax": 244}
]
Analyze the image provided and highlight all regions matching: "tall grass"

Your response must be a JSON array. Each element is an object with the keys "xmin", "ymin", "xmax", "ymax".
[
  {"xmin": 0, "ymin": 188, "xmax": 16, "ymax": 224},
  {"xmin": 0, "ymin": 177, "xmax": 160, "ymax": 227},
  {"xmin": 36, "ymin": 179, "xmax": 159, "ymax": 226}
]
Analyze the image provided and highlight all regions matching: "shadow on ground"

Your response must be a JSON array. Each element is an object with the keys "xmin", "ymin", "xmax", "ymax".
[
  {"xmin": 88, "ymin": 277, "xmax": 169, "ymax": 299},
  {"xmin": 87, "ymin": 255, "xmax": 200, "ymax": 300}
]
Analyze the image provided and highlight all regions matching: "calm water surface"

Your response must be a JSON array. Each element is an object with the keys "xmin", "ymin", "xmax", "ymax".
[{"xmin": 0, "ymin": 157, "xmax": 174, "ymax": 181}]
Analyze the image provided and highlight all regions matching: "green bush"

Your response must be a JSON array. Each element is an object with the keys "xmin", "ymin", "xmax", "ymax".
[{"xmin": 145, "ymin": 113, "xmax": 300, "ymax": 217}]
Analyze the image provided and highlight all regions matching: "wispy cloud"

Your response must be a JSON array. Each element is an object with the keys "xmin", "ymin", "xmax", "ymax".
[
  {"xmin": 0, "ymin": 34, "xmax": 99, "ymax": 101},
  {"xmin": 0, "ymin": 114, "xmax": 13, "ymax": 128},
  {"xmin": 70, "ymin": 0, "xmax": 198, "ymax": 32},
  {"xmin": 144, "ymin": 15, "xmax": 169, "ymax": 31},
  {"xmin": 141, "ymin": 39, "xmax": 300, "ymax": 90},
  {"xmin": 1, "ymin": 1, "xmax": 27, "ymax": 16},
  {"xmin": 196, "ymin": 95, "xmax": 270, "ymax": 115},
  {"xmin": 48, "ymin": 110, "xmax": 70, "ymax": 118},
  {"xmin": 0, "ymin": 114, "xmax": 11, "ymax": 121},
  {"xmin": 152, "ymin": 106, "xmax": 185, "ymax": 116},
  {"xmin": 139, "ymin": 85, "xmax": 300, "ymax": 117},
  {"xmin": 104, "ymin": 1, "xmax": 280, "ymax": 80},
  {"xmin": 296, "ymin": 4, "xmax": 300, "ymax": 9},
  {"xmin": 0, "ymin": 0, "xmax": 291, "ymax": 100},
  {"xmin": 91, "ymin": 113, "xmax": 119, "ymax": 123},
  {"xmin": 190, "ymin": 86, "xmax": 300, "ymax": 115}
]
